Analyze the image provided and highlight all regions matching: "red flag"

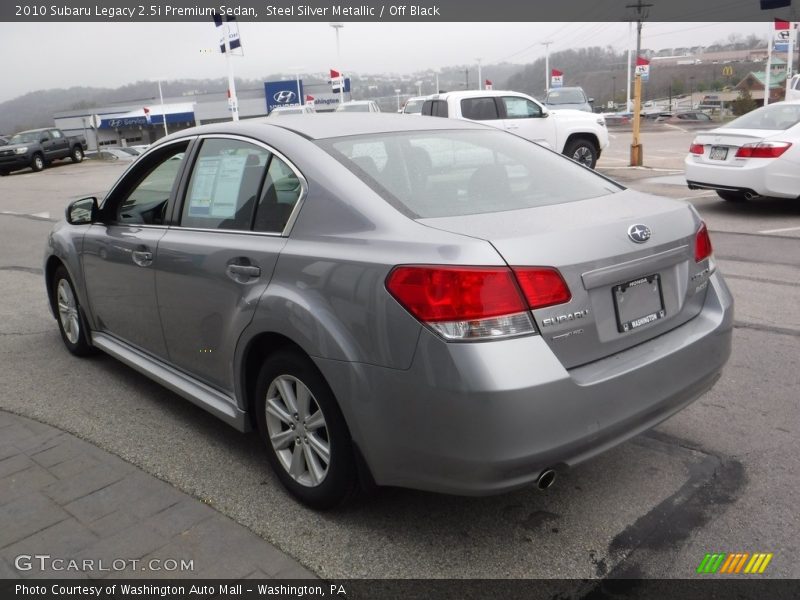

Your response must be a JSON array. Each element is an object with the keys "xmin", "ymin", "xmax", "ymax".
[
  {"xmin": 774, "ymin": 18, "xmax": 790, "ymax": 30},
  {"xmin": 485, "ymin": 79, "xmax": 492, "ymax": 85},
  {"xmin": 330, "ymin": 69, "xmax": 341, "ymax": 79},
  {"xmin": 636, "ymin": 56, "xmax": 650, "ymax": 66},
  {"xmin": 551, "ymin": 69, "xmax": 563, "ymax": 77},
  {"xmin": 306, "ymin": 95, "xmax": 315, "ymax": 102}
]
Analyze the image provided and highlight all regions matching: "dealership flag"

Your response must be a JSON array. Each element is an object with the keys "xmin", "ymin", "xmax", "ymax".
[
  {"xmin": 635, "ymin": 56, "xmax": 650, "ymax": 81},
  {"xmin": 143, "ymin": 107, "xmax": 151, "ymax": 124},
  {"xmin": 485, "ymin": 79, "xmax": 493, "ymax": 90},
  {"xmin": 330, "ymin": 69, "xmax": 345, "ymax": 93},
  {"xmin": 550, "ymin": 69, "xmax": 563, "ymax": 88},
  {"xmin": 306, "ymin": 95, "xmax": 315, "ymax": 105},
  {"xmin": 775, "ymin": 18, "xmax": 791, "ymax": 29},
  {"xmin": 214, "ymin": 13, "xmax": 243, "ymax": 54}
]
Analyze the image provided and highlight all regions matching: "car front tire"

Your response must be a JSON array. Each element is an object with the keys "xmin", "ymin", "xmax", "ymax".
[
  {"xmin": 255, "ymin": 350, "xmax": 358, "ymax": 509},
  {"xmin": 31, "ymin": 153, "xmax": 45, "ymax": 172},
  {"xmin": 52, "ymin": 265, "xmax": 94, "ymax": 356},
  {"xmin": 563, "ymin": 138, "xmax": 598, "ymax": 169},
  {"xmin": 71, "ymin": 146, "xmax": 84, "ymax": 163}
]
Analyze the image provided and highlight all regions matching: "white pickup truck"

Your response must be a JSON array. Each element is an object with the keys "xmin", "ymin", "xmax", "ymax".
[
  {"xmin": 421, "ymin": 90, "xmax": 609, "ymax": 169},
  {"xmin": 788, "ymin": 74, "xmax": 800, "ymax": 102}
]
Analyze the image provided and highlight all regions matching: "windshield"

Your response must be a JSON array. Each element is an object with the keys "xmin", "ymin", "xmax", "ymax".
[
  {"xmin": 545, "ymin": 89, "xmax": 587, "ymax": 105},
  {"xmin": 723, "ymin": 103, "xmax": 800, "ymax": 130},
  {"xmin": 403, "ymin": 100, "xmax": 425, "ymax": 114},
  {"xmin": 317, "ymin": 129, "xmax": 621, "ymax": 219},
  {"xmin": 9, "ymin": 132, "xmax": 41, "ymax": 144}
]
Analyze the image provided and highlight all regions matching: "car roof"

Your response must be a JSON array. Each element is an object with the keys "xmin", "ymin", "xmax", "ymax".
[
  {"xmin": 429, "ymin": 90, "xmax": 527, "ymax": 99},
  {"xmin": 15, "ymin": 128, "xmax": 50, "ymax": 134},
  {"xmin": 161, "ymin": 114, "xmax": 488, "ymax": 143}
]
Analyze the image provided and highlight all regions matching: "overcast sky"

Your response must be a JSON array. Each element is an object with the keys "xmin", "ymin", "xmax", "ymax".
[{"xmin": 0, "ymin": 21, "xmax": 770, "ymax": 103}]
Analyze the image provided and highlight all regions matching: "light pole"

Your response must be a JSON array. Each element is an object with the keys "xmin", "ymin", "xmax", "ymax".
[
  {"xmin": 395, "ymin": 88, "xmax": 401, "ymax": 112},
  {"xmin": 612, "ymin": 76, "xmax": 617, "ymax": 107},
  {"xmin": 690, "ymin": 76, "xmax": 695, "ymax": 109},
  {"xmin": 288, "ymin": 65, "xmax": 305, "ymax": 107},
  {"xmin": 542, "ymin": 41, "xmax": 552, "ymax": 93},
  {"xmin": 476, "ymin": 57, "xmax": 482, "ymax": 90},
  {"xmin": 416, "ymin": 80, "xmax": 422, "ymax": 96},
  {"xmin": 157, "ymin": 80, "xmax": 169, "ymax": 135},
  {"xmin": 329, "ymin": 22, "xmax": 344, "ymax": 106}
]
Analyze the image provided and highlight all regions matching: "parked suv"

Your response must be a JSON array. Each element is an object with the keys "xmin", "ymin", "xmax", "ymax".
[
  {"xmin": 421, "ymin": 90, "xmax": 609, "ymax": 168},
  {"xmin": 544, "ymin": 86, "xmax": 594, "ymax": 113}
]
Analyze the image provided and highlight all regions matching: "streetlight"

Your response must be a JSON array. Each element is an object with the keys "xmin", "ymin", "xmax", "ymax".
[
  {"xmin": 415, "ymin": 80, "xmax": 422, "ymax": 96},
  {"xmin": 612, "ymin": 76, "xmax": 617, "ymax": 108},
  {"xmin": 476, "ymin": 58, "xmax": 482, "ymax": 90},
  {"xmin": 689, "ymin": 76, "xmax": 696, "ymax": 109},
  {"xmin": 542, "ymin": 41, "xmax": 552, "ymax": 93},
  {"xmin": 329, "ymin": 22, "xmax": 344, "ymax": 105},
  {"xmin": 288, "ymin": 65, "xmax": 305, "ymax": 107},
  {"xmin": 395, "ymin": 88, "xmax": 402, "ymax": 112}
]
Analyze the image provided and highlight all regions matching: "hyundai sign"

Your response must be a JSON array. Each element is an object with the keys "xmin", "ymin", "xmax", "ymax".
[{"xmin": 265, "ymin": 80, "xmax": 305, "ymax": 113}]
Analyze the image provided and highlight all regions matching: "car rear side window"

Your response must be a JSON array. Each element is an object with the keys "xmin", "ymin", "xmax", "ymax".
[
  {"xmin": 253, "ymin": 156, "xmax": 302, "ymax": 233},
  {"xmin": 181, "ymin": 139, "xmax": 269, "ymax": 231},
  {"xmin": 460, "ymin": 97, "xmax": 500, "ymax": 120},
  {"xmin": 319, "ymin": 130, "xmax": 621, "ymax": 219}
]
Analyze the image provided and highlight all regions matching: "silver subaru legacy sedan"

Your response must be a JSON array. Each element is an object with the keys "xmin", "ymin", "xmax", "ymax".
[{"xmin": 44, "ymin": 115, "xmax": 733, "ymax": 509}]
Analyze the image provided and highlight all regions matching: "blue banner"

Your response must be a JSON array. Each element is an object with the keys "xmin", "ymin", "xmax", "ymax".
[{"xmin": 265, "ymin": 80, "xmax": 305, "ymax": 113}]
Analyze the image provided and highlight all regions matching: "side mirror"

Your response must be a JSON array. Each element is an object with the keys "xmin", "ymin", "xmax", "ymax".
[
  {"xmin": 66, "ymin": 197, "xmax": 98, "ymax": 225},
  {"xmin": 588, "ymin": 98, "xmax": 595, "ymax": 104}
]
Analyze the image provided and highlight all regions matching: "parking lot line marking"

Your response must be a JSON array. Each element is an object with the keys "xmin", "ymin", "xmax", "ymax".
[{"xmin": 758, "ymin": 226, "xmax": 800, "ymax": 234}]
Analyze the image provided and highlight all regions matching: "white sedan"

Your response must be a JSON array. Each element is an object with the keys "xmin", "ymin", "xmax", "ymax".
[{"xmin": 685, "ymin": 100, "xmax": 800, "ymax": 202}]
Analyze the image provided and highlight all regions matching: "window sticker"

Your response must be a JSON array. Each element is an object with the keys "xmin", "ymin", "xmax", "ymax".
[{"xmin": 186, "ymin": 154, "xmax": 247, "ymax": 219}]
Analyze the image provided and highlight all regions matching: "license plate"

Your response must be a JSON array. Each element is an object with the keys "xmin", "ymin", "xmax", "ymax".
[
  {"xmin": 613, "ymin": 274, "xmax": 666, "ymax": 333},
  {"xmin": 709, "ymin": 146, "xmax": 728, "ymax": 160}
]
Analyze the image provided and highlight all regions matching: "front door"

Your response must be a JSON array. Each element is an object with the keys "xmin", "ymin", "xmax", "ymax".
[
  {"xmin": 81, "ymin": 140, "xmax": 190, "ymax": 358},
  {"xmin": 500, "ymin": 96, "xmax": 557, "ymax": 150}
]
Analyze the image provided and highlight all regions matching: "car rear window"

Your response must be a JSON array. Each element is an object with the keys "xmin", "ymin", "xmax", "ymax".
[
  {"xmin": 723, "ymin": 103, "xmax": 800, "ymax": 130},
  {"xmin": 317, "ymin": 130, "xmax": 621, "ymax": 218},
  {"xmin": 546, "ymin": 89, "xmax": 587, "ymax": 104}
]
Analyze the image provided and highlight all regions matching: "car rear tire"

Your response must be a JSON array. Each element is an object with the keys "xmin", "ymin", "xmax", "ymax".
[
  {"xmin": 563, "ymin": 138, "xmax": 598, "ymax": 169},
  {"xmin": 0, "ymin": 171, "xmax": 8, "ymax": 176},
  {"xmin": 52, "ymin": 265, "xmax": 94, "ymax": 356},
  {"xmin": 71, "ymin": 146, "xmax": 84, "ymax": 163},
  {"xmin": 717, "ymin": 191, "xmax": 747, "ymax": 202},
  {"xmin": 31, "ymin": 153, "xmax": 45, "ymax": 172},
  {"xmin": 255, "ymin": 350, "xmax": 358, "ymax": 509}
]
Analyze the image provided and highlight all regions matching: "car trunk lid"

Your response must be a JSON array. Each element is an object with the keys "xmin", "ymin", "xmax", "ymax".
[{"xmin": 417, "ymin": 190, "xmax": 712, "ymax": 369}]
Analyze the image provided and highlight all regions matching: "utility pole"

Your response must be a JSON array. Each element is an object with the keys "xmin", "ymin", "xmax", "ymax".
[
  {"xmin": 627, "ymin": 0, "xmax": 651, "ymax": 166},
  {"xmin": 542, "ymin": 41, "xmax": 552, "ymax": 93},
  {"xmin": 465, "ymin": 68, "xmax": 469, "ymax": 90},
  {"xmin": 476, "ymin": 58, "xmax": 482, "ymax": 90}
]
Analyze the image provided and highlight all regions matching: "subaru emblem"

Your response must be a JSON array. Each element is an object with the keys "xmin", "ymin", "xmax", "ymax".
[{"xmin": 627, "ymin": 224, "xmax": 651, "ymax": 243}]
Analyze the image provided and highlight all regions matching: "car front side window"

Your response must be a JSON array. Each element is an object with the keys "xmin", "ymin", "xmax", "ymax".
[
  {"xmin": 503, "ymin": 97, "xmax": 542, "ymax": 119},
  {"xmin": 113, "ymin": 143, "xmax": 188, "ymax": 225}
]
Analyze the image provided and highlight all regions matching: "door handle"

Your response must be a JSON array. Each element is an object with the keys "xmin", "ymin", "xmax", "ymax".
[
  {"xmin": 226, "ymin": 264, "xmax": 261, "ymax": 279},
  {"xmin": 131, "ymin": 249, "xmax": 153, "ymax": 267},
  {"xmin": 505, "ymin": 124, "xmax": 519, "ymax": 130}
]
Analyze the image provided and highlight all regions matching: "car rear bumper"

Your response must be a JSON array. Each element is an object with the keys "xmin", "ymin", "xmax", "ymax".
[
  {"xmin": 315, "ymin": 272, "xmax": 733, "ymax": 496},
  {"xmin": 685, "ymin": 155, "xmax": 799, "ymax": 199}
]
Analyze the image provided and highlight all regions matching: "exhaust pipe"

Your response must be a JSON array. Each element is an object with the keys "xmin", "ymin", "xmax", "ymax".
[
  {"xmin": 744, "ymin": 191, "xmax": 760, "ymax": 200},
  {"xmin": 536, "ymin": 468, "xmax": 557, "ymax": 490}
]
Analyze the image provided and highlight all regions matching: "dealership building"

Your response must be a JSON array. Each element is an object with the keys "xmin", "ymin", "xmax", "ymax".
[{"xmin": 53, "ymin": 80, "xmax": 351, "ymax": 149}]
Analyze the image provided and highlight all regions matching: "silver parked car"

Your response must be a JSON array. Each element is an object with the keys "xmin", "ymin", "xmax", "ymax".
[{"xmin": 45, "ymin": 115, "xmax": 732, "ymax": 508}]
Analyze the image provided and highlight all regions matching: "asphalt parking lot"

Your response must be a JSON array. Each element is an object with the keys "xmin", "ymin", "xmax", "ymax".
[{"xmin": 0, "ymin": 131, "xmax": 798, "ymax": 582}]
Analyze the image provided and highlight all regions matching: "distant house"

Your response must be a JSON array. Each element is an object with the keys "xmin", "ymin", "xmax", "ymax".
[{"xmin": 735, "ymin": 58, "xmax": 789, "ymax": 102}]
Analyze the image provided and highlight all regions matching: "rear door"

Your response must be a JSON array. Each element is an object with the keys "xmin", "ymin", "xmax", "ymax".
[{"xmin": 155, "ymin": 136, "xmax": 304, "ymax": 393}]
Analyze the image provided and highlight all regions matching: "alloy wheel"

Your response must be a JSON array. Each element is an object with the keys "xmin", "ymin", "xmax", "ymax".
[
  {"xmin": 56, "ymin": 279, "xmax": 80, "ymax": 344},
  {"xmin": 265, "ymin": 375, "xmax": 331, "ymax": 487}
]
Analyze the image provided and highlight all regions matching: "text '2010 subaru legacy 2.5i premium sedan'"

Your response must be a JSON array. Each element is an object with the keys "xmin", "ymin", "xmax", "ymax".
[{"xmin": 45, "ymin": 114, "xmax": 733, "ymax": 509}]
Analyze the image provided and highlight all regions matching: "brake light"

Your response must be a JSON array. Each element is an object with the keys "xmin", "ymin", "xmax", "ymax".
[
  {"xmin": 689, "ymin": 143, "xmax": 705, "ymax": 155},
  {"xmin": 735, "ymin": 141, "xmax": 792, "ymax": 158},
  {"xmin": 385, "ymin": 265, "xmax": 570, "ymax": 340},
  {"xmin": 695, "ymin": 222, "xmax": 713, "ymax": 262},
  {"xmin": 512, "ymin": 267, "xmax": 572, "ymax": 309}
]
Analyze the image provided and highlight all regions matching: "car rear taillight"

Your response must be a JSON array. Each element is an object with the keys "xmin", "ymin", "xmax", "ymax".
[
  {"xmin": 735, "ymin": 141, "xmax": 792, "ymax": 158},
  {"xmin": 689, "ymin": 143, "xmax": 705, "ymax": 155},
  {"xmin": 695, "ymin": 222, "xmax": 713, "ymax": 262},
  {"xmin": 385, "ymin": 265, "xmax": 570, "ymax": 341},
  {"xmin": 512, "ymin": 267, "xmax": 572, "ymax": 309}
]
